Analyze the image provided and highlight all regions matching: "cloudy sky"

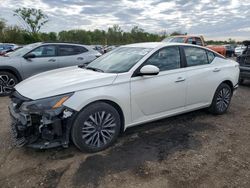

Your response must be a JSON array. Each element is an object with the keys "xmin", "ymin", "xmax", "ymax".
[{"xmin": 0, "ymin": 0, "xmax": 249, "ymax": 40}]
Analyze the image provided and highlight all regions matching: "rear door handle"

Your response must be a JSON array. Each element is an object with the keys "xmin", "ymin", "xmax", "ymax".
[
  {"xmin": 77, "ymin": 57, "xmax": 84, "ymax": 60},
  {"xmin": 48, "ymin": 59, "xmax": 56, "ymax": 62},
  {"xmin": 213, "ymin": 68, "xmax": 221, "ymax": 72},
  {"xmin": 175, "ymin": 77, "xmax": 186, "ymax": 83}
]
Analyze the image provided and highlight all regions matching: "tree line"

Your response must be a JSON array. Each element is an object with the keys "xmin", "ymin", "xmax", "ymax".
[
  {"xmin": 0, "ymin": 18, "xmax": 166, "ymax": 45},
  {"xmin": 0, "ymin": 7, "xmax": 239, "ymax": 46}
]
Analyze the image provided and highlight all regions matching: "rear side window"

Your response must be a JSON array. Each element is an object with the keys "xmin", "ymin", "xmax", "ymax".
[
  {"xmin": 207, "ymin": 51, "xmax": 215, "ymax": 63},
  {"xmin": 184, "ymin": 47, "xmax": 209, "ymax": 67},
  {"xmin": 58, "ymin": 45, "xmax": 88, "ymax": 56}
]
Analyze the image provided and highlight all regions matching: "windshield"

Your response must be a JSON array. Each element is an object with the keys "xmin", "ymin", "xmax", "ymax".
[
  {"xmin": 8, "ymin": 43, "xmax": 42, "ymax": 57},
  {"xmin": 162, "ymin": 37, "xmax": 185, "ymax": 43},
  {"xmin": 86, "ymin": 47, "xmax": 152, "ymax": 73}
]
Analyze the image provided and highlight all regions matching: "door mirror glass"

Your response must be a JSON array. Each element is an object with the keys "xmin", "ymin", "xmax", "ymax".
[
  {"xmin": 24, "ymin": 53, "xmax": 36, "ymax": 59},
  {"xmin": 139, "ymin": 65, "xmax": 159, "ymax": 76}
]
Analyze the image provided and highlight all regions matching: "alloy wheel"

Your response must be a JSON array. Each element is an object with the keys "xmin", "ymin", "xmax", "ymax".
[
  {"xmin": 216, "ymin": 87, "xmax": 231, "ymax": 112},
  {"xmin": 0, "ymin": 74, "xmax": 16, "ymax": 95},
  {"xmin": 82, "ymin": 111, "xmax": 116, "ymax": 148}
]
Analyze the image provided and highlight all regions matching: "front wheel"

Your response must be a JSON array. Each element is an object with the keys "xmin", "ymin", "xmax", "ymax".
[
  {"xmin": 0, "ymin": 71, "xmax": 18, "ymax": 96},
  {"xmin": 208, "ymin": 83, "xmax": 232, "ymax": 115},
  {"xmin": 71, "ymin": 102, "xmax": 121, "ymax": 152}
]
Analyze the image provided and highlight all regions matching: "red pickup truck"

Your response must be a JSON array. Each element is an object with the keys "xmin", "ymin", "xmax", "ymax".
[{"xmin": 162, "ymin": 35, "xmax": 226, "ymax": 57}]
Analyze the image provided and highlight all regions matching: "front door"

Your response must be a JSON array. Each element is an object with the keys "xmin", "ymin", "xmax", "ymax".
[
  {"xmin": 130, "ymin": 46, "xmax": 187, "ymax": 123},
  {"xmin": 21, "ymin": 45, "xmax": 58, "ymax": 79}
]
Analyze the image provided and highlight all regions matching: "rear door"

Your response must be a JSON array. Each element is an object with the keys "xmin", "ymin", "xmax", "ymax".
[
  {"xmin": 21, "ymin": 45, "xmax": 58, "ymax": 79},
  {"xmin": 57, "ymin": 45, "xmax": 91, "ymax": 68},
  {"xmin": 182, "ymin": 46, "xmax": 221, "ymax": 107}
]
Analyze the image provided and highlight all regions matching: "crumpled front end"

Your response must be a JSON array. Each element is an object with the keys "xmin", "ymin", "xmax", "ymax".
[{"xmin": 9, "ymin": 91, "xmax": 76, "ymax": 149}]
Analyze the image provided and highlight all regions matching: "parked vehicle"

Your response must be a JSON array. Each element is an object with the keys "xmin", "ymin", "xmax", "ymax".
[
  {"xmin": 162, "ymin": 35, "xmax": 227, "ymax": 57},
  {"xmin": 92, "ymin": 45, "xmax": 104, "ymax": 54},
  {"xmin": 236, "ymin": 40, "xmax": 250, "ymax": 84},
  {"xmin": 223, "ymin": 45, "xmax": 235, "ymax": 57},
  {"xmin": 235, "ymin": 45, "xmax": 246, "ymax": 57},
  {"xmin": 0, "ymin": 43, "xmax": 20, "ymax": 56},
  {"xmin": 9, "ymin": 42, "xmax": 239, "ymax": 152},
  {"xmin": 0, "ymin": 42, "xmax": 101, "ymax": 96}
]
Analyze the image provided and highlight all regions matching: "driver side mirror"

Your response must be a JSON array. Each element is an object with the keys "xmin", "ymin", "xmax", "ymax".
[
  {"xmin": 139, "ymin": 65, "xmax": 160, "ymax": 76},
  {"xmin": 24, "ymin": 53, "xmax": 36, "ymax": 59}
]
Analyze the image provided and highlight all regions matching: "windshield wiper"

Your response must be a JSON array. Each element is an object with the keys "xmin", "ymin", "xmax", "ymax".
[{"xmin": 85, "ymin": 66, "xmax": 104, "ymax": 72}]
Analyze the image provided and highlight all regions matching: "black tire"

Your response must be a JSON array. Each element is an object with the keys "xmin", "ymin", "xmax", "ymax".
[
  {"xmin": 0, "ymin": 71, "xmax": 18, "ymax": 96},
  {"xmin": 71, "ymin": 102, "xmax": 121, "ymax": 152},
  {"xmin": 208, "ymin": 83, "xmax": 232, "ymax": 115}
]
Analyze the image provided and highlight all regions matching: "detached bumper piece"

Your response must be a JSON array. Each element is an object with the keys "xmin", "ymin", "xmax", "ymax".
[{"xmin": 9, "ymin": 91, "xmax": 75, "ymax": 149}]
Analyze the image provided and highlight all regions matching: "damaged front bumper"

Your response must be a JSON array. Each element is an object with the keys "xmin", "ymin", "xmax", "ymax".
[{"xmin": 9, "ymin": 91, "xmax": 76, "ymax": 149}]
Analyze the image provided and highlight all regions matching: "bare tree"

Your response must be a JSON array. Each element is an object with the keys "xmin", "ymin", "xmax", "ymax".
[{"xmin": 14, "ymin": 8, "xmax": 48, "ymax": 33}]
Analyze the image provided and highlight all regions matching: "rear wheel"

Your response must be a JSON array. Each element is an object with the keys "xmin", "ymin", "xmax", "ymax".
[
  {"xmin": 71, "ymin": 102, "xmax": 121, "ymax": 152},
  {"xmin": 0, "ymin": 71, "xmax": 18, "ymax": 96},
  {"xmin": 208, "ymin": 83, "xmax": 232, "ymax": 115}
]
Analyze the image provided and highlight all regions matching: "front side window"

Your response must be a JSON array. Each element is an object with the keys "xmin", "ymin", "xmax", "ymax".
[
  {"xmin": 58, "ymin": 45, "xmax": 88, "ymax": 56},
  {"xmin": 144, "ymin": 46, "xmax": 181, "ymax": 71},
  {"xmin": 29, "ymin": 45, "xmax": 56, "ymax": 58},
  {"xmin": 184, "ymin": 47, "xmax": 209, "ymax": 67},
  {"xmin": 86, "ymin": 47, "xmax": 152, "ymax": 73}
]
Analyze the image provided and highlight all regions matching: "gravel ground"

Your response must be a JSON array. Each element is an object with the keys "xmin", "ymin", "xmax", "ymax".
[{"xmin": 0, "ymin": 82, "xmax": 250, "ymax": 188}]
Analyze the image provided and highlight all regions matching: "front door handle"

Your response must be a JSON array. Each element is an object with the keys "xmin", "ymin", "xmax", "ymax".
[
  {"xmin": 213, "ymin": 68, "xmax": 221, "ymax": 72},
  {"xmin": 77, "ymin": 57, "xmax": 84, "ymax": 60},
  {"xmin": 175, "ymin": 77, "xmax": 186, "ymax": 83},
  {"xmin": 48, "ymin": 59, "xmax": 56, "ymax": 62}
]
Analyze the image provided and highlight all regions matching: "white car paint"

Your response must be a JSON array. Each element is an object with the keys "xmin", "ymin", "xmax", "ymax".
[{"xmin": 15, "ymin": 42, "xmax": 240, "ymax": 130}]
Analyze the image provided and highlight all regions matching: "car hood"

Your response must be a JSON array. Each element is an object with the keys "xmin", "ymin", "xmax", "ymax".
[
  {"xmin": 15, "ymin": 66, "xmax": 118, "ymax": 100},
  {"xmin": 0, "ymin": 56, "xmax": 18, "ymax": 62}
]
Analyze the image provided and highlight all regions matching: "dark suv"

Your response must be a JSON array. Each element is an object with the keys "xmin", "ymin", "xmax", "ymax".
[{"xmin": 237, "ymin": 41, "xmax": 250, "ymax": 84}]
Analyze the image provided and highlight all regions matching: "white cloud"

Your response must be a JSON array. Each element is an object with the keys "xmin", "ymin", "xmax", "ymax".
[{"xmin": 0, "ymin": 0, "xmax": 249, "ymax": 40}]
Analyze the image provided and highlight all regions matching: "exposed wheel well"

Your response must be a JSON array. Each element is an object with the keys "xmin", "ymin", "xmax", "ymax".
[
  {"xmin": 83, "ymin": 100, "xmax": 125, "ymax": 133},
  {"xmin": 0, "ymin": 69, "xmax": 22, "ymax": 82},
  {"xmin": 221, "ymin": 80, "xmax": 234, "ymax": 91}
]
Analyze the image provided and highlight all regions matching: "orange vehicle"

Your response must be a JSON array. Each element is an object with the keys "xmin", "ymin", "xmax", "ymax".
[{"xmin": 162, "ymin": 35, "xmax": 226, "ymax": 57}]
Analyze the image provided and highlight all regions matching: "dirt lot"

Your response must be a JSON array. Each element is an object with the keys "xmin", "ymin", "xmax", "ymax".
[{"xmin": 0, "ymin": 83, "xmax": 250, "ymax": 188}]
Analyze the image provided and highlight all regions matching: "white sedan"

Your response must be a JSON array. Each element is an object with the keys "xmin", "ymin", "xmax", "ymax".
[{"xmin": 10, "ymin": 42, "xmax": 239, "ymax": 152}]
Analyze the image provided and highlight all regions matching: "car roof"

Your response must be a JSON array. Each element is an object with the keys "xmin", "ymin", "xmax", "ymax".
[
  {"xmin": 122, "ymin": 42, "xmax": 204, "ymax": 49},
  {"xmin": 42, "ymin": 42, "xmax": 90, "ymax": 47}
]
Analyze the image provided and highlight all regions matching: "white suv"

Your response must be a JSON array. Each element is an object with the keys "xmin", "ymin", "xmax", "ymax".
[{"xmin": 9, "ymin": 42, "xmax": 239, "ymax": 152}]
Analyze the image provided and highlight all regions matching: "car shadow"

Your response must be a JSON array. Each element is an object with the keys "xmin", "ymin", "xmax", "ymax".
[
  {"xmin": 72, "ymin": 110, "xmax": 216, "ymax": 188},
  {"xmin": 240, "ymin": 80, "xmax": 250, "ymax": 87}
]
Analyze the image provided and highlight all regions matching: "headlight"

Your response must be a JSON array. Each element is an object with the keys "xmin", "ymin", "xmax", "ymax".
[{"xmin": 20, "ymin": 93, "xmax": 73, "ymax": 113}]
